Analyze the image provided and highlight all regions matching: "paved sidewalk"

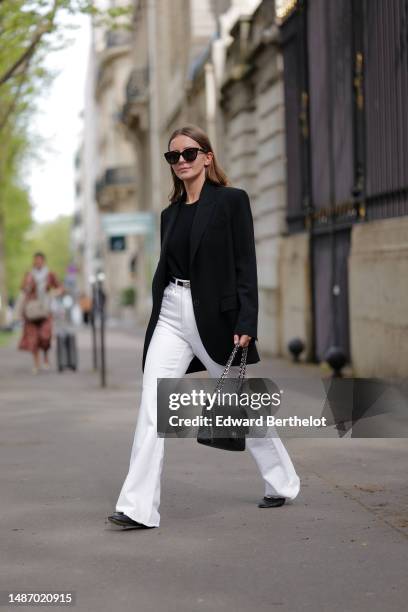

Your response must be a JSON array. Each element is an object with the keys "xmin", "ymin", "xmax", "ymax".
[{"xmin": 0, "ymin": 324, "xmax": 407, "ymax": 612}]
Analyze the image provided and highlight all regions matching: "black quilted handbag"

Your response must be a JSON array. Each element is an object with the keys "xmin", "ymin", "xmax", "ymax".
[{"xmin": 197, "ymin": 342, "xmax": 249, "ymax": 451}]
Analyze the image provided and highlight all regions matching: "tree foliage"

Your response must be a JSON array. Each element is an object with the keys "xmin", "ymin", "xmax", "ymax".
[
  {"xmin": 0, "ymin": 0, "xmax": 132, "ymax": 317},
  {"xmin": 3, "ymin": 178, "xmax": 33, "ymax": 300},
  {"xmin": 0, "ymin": 124, "xmax": 33, "ymax": 300},
  {"xmin": 0, "ymin": 1, "xmax": 132, "ymax": 129},
  {"xmin": 24, "ymin": 215, "xmax": 73, "ymax": 285}
]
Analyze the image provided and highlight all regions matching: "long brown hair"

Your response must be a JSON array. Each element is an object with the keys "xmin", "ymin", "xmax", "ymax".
[{"xmin": 166, "ymin": 125, "xmax": 230, "ymax": 203}]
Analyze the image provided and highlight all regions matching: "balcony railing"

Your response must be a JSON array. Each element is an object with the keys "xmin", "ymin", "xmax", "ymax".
[
  {"xmin": 95, "ymin": 30, "xmax": 133, "ymax": 96},
  {"xmin": 120, "ymin": 67, "xmax": 149, "ymax": 130},
  {"xmin": 95, "ymin": 166, "xmax": 136, "ymax": 206},
  {"xmin": 126, "ymin": 67, "xmax": 149, "ymax": 102},
  {"xmin": 105, "ymin": 30, "xmax": 132, "ymax": 48}
]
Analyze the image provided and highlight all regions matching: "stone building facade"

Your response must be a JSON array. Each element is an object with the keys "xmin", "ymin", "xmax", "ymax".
[{"xmin": 78, "ymin": 0, "xmax": 406, "ymax": 376}]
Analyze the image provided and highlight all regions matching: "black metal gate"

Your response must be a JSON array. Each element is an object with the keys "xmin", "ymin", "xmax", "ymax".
[
  {"xmin": 363, "ymin": 0, "xmax": 408, "ymax": 220},
  {"xmin": 279, "ymin": 0, "xmax": 408, "ymax": 363}
]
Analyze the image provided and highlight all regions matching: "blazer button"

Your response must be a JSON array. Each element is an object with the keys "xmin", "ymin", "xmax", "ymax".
[{"xmin": 193, "ymin": 298, "xmax": 199, "ymax": 306}]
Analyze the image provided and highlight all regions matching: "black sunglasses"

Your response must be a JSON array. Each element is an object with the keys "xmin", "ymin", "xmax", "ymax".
[{"xmin": 164, "ymin": 147, "xmax": 207, "ymax": 165}]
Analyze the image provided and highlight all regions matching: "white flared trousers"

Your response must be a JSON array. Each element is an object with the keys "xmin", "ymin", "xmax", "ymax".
[{"xmin": 116, "ymin": 279, "xmax": 300, "ymax": 526}]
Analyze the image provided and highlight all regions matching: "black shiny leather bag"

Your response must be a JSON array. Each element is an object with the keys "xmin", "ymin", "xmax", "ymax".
[{"xmin": 197, "ymin": 343, "xmax": 249, "ymax": 451}]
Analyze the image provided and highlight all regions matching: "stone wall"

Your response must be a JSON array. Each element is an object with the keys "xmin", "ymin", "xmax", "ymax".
[
  {"xmin": 349, "ymin": 217, "xmax": 408, "ymax": 377},
  {"xmin": 278, "ymin": 233, "xmax": 312, "ymax": 360}
]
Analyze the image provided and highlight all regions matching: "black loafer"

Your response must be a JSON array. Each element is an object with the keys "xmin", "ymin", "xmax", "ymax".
[
  {"xmin": 107, "ymin": 512, "xmax": 155, "ymax": 529},
  {"xmin": 257, "ymin": 496, "xmax": 286, "ymax": 508}
]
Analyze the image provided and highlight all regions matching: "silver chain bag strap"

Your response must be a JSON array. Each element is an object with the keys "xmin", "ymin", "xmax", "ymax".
[{"xmin": 197, "ymin": 342, "xmax": 249, "ymax": 451}]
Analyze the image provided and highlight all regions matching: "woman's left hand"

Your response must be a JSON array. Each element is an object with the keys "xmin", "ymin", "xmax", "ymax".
[{"xmin": 233, "ymin": 334, "xmax": 252, "ymax": 348}]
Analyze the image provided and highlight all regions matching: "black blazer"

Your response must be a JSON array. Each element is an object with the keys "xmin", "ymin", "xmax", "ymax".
[{"xmin": 142, "ymin": 178, "xmax": 260, "ymax": 374}]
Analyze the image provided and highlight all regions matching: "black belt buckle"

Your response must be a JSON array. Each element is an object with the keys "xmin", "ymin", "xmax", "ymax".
[{"xmin": 171, "ymin": 277, "xmax": 190, "ymax": 288}]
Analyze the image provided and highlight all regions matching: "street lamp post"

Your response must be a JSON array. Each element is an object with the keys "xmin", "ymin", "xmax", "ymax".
[
  {"xmin": 89, "ymin": 275, "xmax": 98, "ymax": 371},
  {"xmin": 96, "ymin": 271, "xmax": 106, "ymax": 388}
]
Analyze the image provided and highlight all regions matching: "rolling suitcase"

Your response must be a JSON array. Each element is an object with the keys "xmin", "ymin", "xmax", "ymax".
[{"xmin": 56, "ymin": 330, "xmax": 78, "ymax": 372}]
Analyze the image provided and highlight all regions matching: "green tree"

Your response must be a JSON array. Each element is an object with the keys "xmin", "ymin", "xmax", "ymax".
[
  {"xmin": 0, "ymin": 0, "xmax": 132, "ymax": 323},
  {"xmin": 0, "ymin": 124, "xmax": 33, "ymax": 304},
  {"xmin": 3, "ymin": 178, "xmax": 33, "ymax": 301},
  {"xmin": 25, "ymin": 215, "xmax": 73, "ymax": 284}
]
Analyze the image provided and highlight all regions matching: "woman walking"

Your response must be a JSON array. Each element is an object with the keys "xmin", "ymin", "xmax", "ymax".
[
  {"xmin": 18, "ymin": 251, "xmax": 63, "ymax": 374},
  {"xmin": 108, "ymin": 125, "xmax": 300, "ymax": 529}
]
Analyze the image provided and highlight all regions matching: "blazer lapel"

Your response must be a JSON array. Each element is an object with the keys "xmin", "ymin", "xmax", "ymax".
[
  {"xmin": 189, "ymin": 179, "xmax": 217, "ymax": 266},
  {"xmin": 160, "ymin": 200, "xmax": 180, "ymax": 262}
]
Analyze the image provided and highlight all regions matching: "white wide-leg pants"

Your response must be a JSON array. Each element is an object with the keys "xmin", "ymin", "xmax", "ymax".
[{"xmin": 115, "ymin": 279, "xmax": 300, "ymax": 526}]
